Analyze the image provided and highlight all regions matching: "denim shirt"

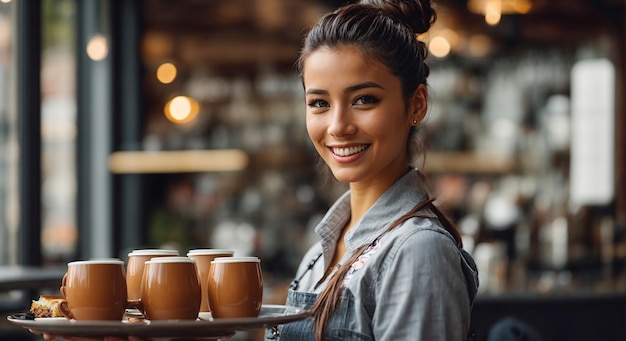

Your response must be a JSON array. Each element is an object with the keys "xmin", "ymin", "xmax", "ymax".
[{"xmin": 267, "ymin": 169, "xmax": 479, "ymax": 340}]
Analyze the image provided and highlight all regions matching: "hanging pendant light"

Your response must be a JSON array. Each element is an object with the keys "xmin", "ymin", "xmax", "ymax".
[{"xmin": 468, "ymin": 0, "xmax": 533, "ymax": 25}]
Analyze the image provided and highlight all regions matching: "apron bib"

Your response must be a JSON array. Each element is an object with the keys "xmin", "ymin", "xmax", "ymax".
[{"xmin": 266, "ymin": 289, "xmax": 371, "ymax": 341}]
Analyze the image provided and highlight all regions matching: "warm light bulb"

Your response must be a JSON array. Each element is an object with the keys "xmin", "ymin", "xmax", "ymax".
[
  {"xmin": 86, "ymin": 34, "xmax": 108, "ymax": 61},
  {"xmin": 468, "ymin": 0, "xmax": 532, "ymax": 22},
  {"xmin": 170, "ymin": 97, "xmax": 191, "ymax": 120},
  {"xmin": 428, "ymin": 36, "xmax": 451, "ymax": 58},
  {"xmin": 156, "ymin": 62, "xmax": 177, "ymax": 84},
  {"xmin": 485, "ymin": 1, "xmax": 502, "ymax": 25},
  {"xmin": 164, "ymin": 96, "xmax": 199, "ymax": 124}
]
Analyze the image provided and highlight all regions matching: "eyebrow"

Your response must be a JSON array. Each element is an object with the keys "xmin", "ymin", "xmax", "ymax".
[{"xmin": 305, "ymin": 81, "xmax": 384, "ymax": 95}]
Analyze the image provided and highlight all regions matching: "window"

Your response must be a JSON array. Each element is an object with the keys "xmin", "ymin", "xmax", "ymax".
[
  {"xmin": 0, "ymin": 0, "xmax": 77, "ymax": 268},
  {"xmin": 41, "ymin": 0, "xmax": 77, "ymax": 265}
]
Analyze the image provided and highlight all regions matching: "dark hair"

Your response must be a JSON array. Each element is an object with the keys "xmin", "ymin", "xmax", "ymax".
[
  {"xmin": 296, "ymin": 0, "xmax": 436, "ymax": 169},
  {"xmin": 296, "ymin": 1, "xmax": 446, "ymax": 340}
]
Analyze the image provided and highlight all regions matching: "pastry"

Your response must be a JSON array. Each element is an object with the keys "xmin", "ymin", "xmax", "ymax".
[{"xmin": 29, "ymin": 295, "xmax": 64, "ymax": 318}]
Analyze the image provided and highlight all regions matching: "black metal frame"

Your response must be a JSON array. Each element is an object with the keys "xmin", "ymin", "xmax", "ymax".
[
  {"xmin": 75, "ymin": 0, "xmax": 96, "ymax": 261},
  {"xmin": 110, "ymin": 0, "xmax": 145, "ymax": 255},
  {"xmin": 17, "ymin": 0, "xmax": 42, "ymax": 267}
]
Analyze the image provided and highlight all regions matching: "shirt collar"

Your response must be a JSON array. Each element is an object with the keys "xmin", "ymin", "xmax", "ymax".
[{"xmin": 315, "ymin": 169, "xmax": 430, "ymax": 262}]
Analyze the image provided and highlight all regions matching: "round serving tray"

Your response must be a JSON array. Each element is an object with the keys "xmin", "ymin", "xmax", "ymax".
[{"xmin": 7, "ymin": 304, "xmax": 309, "ymax": 338}]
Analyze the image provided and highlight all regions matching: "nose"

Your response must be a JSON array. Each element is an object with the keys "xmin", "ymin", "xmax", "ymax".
[{"xmin": 328, "ymin": 105, "xmax": 356, "ymax": 137}]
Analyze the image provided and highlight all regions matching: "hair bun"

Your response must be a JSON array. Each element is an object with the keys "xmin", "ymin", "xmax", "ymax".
[{"xmin": 359, "ymin": 0, "xmax": 436, "ymax": 34}]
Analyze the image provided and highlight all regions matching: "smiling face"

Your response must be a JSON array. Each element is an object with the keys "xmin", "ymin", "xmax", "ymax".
[{"xmin": 303, "ymin": 45, "xmax": 426, "ymax": 189}]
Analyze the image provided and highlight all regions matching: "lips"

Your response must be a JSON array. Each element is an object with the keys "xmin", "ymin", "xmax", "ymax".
[{"xmin": 330, "ymin": 145, "xmax": 370, "ymax": 157}]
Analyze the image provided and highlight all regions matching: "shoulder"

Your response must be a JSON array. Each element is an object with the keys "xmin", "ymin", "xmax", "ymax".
[
  {"xmin": 372, "ymin": 216, "xmax": 466, "ymax": 281},
  {"xmin": 389, "ymin": 216, "xmax": 459, "ymax": 255}
]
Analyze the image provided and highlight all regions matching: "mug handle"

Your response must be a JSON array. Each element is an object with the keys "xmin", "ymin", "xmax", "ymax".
[
  {"xmin": 58, "ymin": 300, "xmax": 74, "ymax": 320},
  {"xmin": 60, "ymin": 272, "xmax": 68, "ymax": 298}
]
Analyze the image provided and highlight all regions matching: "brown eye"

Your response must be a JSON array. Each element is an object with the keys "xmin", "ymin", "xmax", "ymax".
[
  {"xmin": 353, "ymin": 95, "xmax": 379, "ymax": 105},
  {"xmin": 307, "ymin": 99, "xmax": 329, "ymax": 108}
]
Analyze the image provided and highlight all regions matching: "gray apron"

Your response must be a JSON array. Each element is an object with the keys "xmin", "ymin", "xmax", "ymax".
[{"xmin": 266, "ymin": 288, "xmax": 372, "ymax": 341}]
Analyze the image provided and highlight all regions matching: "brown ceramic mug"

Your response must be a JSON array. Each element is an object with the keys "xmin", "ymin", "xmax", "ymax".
[
  {"xmin": 58, "ymin": 259, "xmax": 127, "ymax": 321},
  {"xmin": 141, "ymin": 256, "xmax": 201, "ymax": 320},
  {"xmin": 207, "ymin": 256, "xmax": 263, "ymax": 318},
  {"xmin": 186, "ymin": 249, "xmax": 234, "ymax": 313},
  {"xmin": 126, "ymin": 249, "xmax": 179, "ymax": 304}
]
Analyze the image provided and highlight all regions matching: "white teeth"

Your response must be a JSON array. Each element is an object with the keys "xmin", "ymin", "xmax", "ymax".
[{"xmin": 332, "ymin": 145, "xmax": 368, "ymax": 156}]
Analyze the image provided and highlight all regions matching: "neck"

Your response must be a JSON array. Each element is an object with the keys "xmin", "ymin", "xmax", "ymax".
[{"xmin": 348, "ymin": 167, "xmax": 410, "ymax": 226}]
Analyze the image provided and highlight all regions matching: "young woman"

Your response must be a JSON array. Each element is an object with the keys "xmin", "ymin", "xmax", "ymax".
[{"xmin": 267, "ymin": 0, "xmax": 479, "ymax": 340}]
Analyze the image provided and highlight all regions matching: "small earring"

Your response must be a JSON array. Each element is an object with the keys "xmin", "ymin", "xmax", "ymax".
[{"xmin": 412, "ymin": 119, "xmax": 418, "ymax": 125}]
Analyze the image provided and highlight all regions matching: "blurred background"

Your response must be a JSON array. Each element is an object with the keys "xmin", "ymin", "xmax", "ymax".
[{"xmin": 0, "ymin": 0, "xmax": 625, "ymax": 340}]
